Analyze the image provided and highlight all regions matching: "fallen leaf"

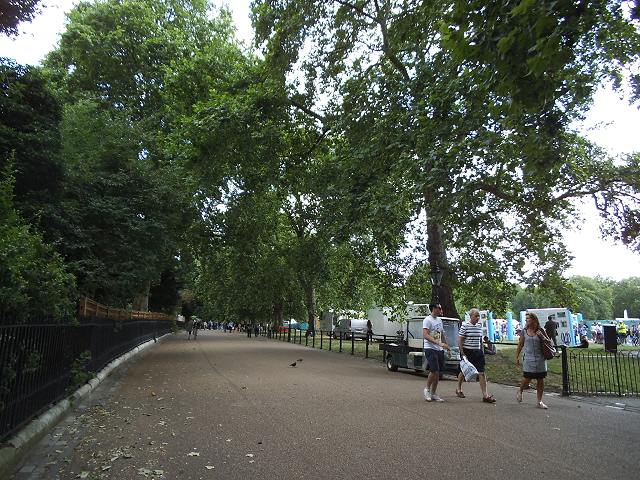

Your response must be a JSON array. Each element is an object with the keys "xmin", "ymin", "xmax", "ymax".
[
  {"xmin": 78, "ymin": 472, "xmax": 90, "ymax": 478},
  {"xmin": 102, "ymin": 465, "xmax": 112, "ymax": 471},
  {"xmin": 205, "ymin": 466, "xmax": 215, "ymax": 470},
  {"xmin": 188, "ymin": 452, "xmax": 200, "ymax": 456},
  {"xmin": 246, "ymin": 453, "xmax": 254, "ymax": 457}
]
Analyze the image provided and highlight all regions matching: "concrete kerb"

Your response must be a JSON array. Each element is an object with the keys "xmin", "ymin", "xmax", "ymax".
[{"xmin": 0, "ymin": 333, "xmax": 170, "ymax": 480}]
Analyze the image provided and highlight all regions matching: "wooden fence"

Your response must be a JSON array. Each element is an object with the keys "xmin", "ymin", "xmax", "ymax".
[{"xmin": 78, "ymin": 297, "xmax": 173, "ymax": 321}]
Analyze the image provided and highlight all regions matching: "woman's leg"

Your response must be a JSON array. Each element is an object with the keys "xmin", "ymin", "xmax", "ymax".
[{"xmin": 536, "ymin": 378, "xmax": 545, "ymax": 403}]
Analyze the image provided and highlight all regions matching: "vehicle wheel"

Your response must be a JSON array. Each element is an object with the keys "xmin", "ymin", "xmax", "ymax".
[{"xmin": 386, "ymin": 355, "xmax": 398, "ymax": 372}]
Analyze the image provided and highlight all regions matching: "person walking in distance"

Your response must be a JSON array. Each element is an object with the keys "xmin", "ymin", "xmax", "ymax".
[
  {"xmin": 423, "ymin": 303, "xmax": 451, "ymax": 402},
  {"xmin": 455, "ymin": 308, "xmax": 496, "ymax": 403},
  {"xmin": 544, "ymin": 315, "xmax": 558, "ymax": 346},
  {"xmin": 185, "ymin": 317, "xmax": 193, "ymax": 339},
  {"xmin": 515, "ymin": 312, "xmax": 551, "ymax": 409}
]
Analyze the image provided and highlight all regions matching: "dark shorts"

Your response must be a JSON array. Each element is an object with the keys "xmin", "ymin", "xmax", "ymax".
[
  {"xmin": 462, "ymin": 349, "xmax": 486, "ymax": 373},
  {"xmin": 424, "ymin": 349, "xmax": 445, "ymax": 373},
  {"xmin": 524, "ymin": 371, "xmax": 547, "ymax": 379}
]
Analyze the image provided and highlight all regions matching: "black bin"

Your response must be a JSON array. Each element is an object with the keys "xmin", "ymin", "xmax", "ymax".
[{"xmin": 602, "ymin": 325, "xmax": 617, "ymax": 352}]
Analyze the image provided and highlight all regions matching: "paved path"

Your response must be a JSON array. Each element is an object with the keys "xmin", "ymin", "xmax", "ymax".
[{"xmin": 10, "ymin": 330, "xmax": 640, "ymax": 480}]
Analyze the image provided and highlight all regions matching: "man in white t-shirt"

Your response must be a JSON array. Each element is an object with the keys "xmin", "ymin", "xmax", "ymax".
[{"xmin": 423, "ymin": 303, "xmax": 451, "ymax": 402}]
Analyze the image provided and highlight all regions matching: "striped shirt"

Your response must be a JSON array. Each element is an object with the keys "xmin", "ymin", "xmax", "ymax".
[{"xmin": 459, "ymin": 321, "xmax": 483, "ymax": 350}]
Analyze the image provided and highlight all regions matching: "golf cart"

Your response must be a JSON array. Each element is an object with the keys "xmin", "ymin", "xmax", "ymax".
[{"xmin": 379, "ymin": 315, "xmax": 462, "ymax": 377}]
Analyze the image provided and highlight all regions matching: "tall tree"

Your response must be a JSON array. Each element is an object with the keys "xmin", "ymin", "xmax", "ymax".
[
  {"xmin": 253, "ymin": 0, "xmax": 640, "ymax": 316},
  {"xmin": 41, "ymin": 0, "xmax": 237, "ymax": 306}
]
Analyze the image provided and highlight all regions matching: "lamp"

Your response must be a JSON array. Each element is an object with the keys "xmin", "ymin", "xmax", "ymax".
[{"xmin": 429, "ymin": 264, "xmax": 443, "ymax": 303}]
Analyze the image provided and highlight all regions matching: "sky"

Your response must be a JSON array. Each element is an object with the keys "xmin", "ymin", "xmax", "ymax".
[{"xmin": 2, "ymin": 0, "xmax": 640, "ymax": 281}]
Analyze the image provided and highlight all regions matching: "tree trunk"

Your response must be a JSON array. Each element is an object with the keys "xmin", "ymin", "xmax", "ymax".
[
  {"xmin": 132, "ymin": 296, "xmax": 149, "ymax": 312},
  {"xmin": 307, "ymin": 285, "xmax": 316, "ymax": 333},
  {"xmin": 426, "ymin": 217, "xmax": 459, "ymax": 319},
  {"xmin": 273, "ymin": 300, "xmax": 284, "ymax": 327}
]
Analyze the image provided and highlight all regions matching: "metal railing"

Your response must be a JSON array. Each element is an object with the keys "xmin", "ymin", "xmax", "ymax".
[
  {"xmin": 562, "ymin": 346, "xmax": 640, "ymax": 397},
  {"xmin": 261, "ymin": 328, "xmax": 404, "ymax": 359},
  {"xmin": 0, "ymin": 316, "xmax": 174, "ymax": 443},
  {"xmin": 266, "ymin": 331, "xmax": 640, "ymax": 397}
]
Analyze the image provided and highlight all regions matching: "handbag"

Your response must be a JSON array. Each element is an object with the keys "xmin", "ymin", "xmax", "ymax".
[
  {"xmin": 538, "ymin": 332, "xmax": 556, "ymax": 359},
  {"xmin": 459, "ymin": 356, "xmax": 478, "ymax": 381}
]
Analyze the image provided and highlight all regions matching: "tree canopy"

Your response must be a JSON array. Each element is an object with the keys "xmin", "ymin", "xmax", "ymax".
[
  {"xmin": 251, "ymin": 0, "xmax": 640, "ymax": 317},
  {"xmin": 0, "ymin": 0, "xmax": 41, "ymax": 36},
  {"xmin": 2, "ymin": 0, "xmax": 640, "ymax": 324}
]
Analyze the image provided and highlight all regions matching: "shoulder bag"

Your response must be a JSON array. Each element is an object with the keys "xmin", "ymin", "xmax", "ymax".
[{"xmin": 538, "ymin": 331, "xmax": 556, "ymax": 360}]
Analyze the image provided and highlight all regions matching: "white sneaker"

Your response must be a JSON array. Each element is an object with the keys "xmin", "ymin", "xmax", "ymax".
[
  {"xmin": 424, "ymin": 388, "xmax": 432, "ymax": 401},
  {"xmin": 430, "ymin": 393, "xmax": 444, "ymax": 402}
]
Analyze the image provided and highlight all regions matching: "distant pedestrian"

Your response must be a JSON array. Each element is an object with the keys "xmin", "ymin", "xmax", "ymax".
[
  {"xmin": 186, "ymin": 318, "xmax": 193, "ymax": 339},
  {"xmin": 455, "ymin": 309, "xmax": 496, "ymax": 403},
  {"xmin": 422, "ymin": 303, "xmax": 451, "ymax": 403},
  {"xmin": 617, "ymin": 321, "xmax": 628, "ymax": 345},
  {"xmin": 544, "ymin": 315, "xmax": 558, "ymax": 345},
  {"xmin": 366, "ymin": 319, "xmax": 373, "ymax": 343},
  {"xmin": 515, "ymin": 312, "xmax": 551, "ymax": 409}
]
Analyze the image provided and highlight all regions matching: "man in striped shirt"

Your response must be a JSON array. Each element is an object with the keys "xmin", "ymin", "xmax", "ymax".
[{"xmin": 455, "ymin": 308, "xmax": 496, "ymax": 403}]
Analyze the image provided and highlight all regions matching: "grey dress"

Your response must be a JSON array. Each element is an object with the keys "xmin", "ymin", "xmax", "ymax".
[{"xmin": 522, "ymin": 330, "xmax": 547, "ymax": 373}]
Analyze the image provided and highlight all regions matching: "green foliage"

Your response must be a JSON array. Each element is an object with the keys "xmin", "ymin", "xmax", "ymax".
[
  {"xmin": 609, "ymin": 277, "xmax": 640, "ymax": 318},
  {"xmin": 0, "ymin": 59, "xmax": 65, "ymax": 242},
  {"xmin": 0, "ymin": 163, "xmax": 76, "ymax": 320},
  {"xmin": 38, "ymin": 0, "xmax": 227, "ymax": 306},
  {"xmin": 0, "ymin": 0, "xmax": 41, "ymax": 36},
  {"xmin": 67, "ymin": 350, "xmax": 95, "ymax": 395},
  {"xmin": 570, "ymin": 275, "xmax": 614, "ymax": 320},
  {"xmin": 510, "ymin": 286, "xmax": 555, "ymax": 314},
  {"xmin": 252, "ymin": 0, "xmax": 640, "ymax": 317}
]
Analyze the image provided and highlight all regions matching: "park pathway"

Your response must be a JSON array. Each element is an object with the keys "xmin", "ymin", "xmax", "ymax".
[{"xmin": 10, "ymin": 330, "xmax": 640, "ymax": 480}]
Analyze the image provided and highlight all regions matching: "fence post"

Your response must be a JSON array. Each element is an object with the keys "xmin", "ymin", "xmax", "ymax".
[{"xmin": 561, "ymin": 345, "xmax": 570, "ymax": 396}]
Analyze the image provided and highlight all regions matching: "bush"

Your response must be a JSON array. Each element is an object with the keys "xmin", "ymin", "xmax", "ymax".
[{"xmin": 0, "ymin": 163, "xmax": 76, "ymax": 321}]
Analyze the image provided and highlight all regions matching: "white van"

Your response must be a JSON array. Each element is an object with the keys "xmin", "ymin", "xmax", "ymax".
[{"xmin": 333, "ymin": 318, "xmax": 368, "ymax": 339}]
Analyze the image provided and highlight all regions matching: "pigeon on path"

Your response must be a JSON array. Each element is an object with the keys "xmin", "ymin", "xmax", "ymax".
[{"xmin": 289, "ymin": 359, "xmax": 303, "ymax": 367}]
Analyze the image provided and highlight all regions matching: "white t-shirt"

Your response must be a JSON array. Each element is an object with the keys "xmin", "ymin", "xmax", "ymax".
[{"xmin": 423, "ymin": 315, "xmax": 444, "ymax": 351}]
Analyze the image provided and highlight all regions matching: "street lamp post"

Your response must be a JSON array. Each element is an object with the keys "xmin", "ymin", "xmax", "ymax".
[
  {"xmin": 429, "ymin": 264, "xmax": 443, "ymax": 304},
  {"xmin": 287, "ymin": 299, "xmax": 293, "ymax": 342}
]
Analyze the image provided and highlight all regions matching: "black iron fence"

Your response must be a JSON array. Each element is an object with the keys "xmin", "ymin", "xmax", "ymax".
[
  {"xmin": 262, "ymin": 327, "xmax": 401, "ymax": 359},
  {"xmin": 562, "ymin": 346, "xmax": 640, "ymax": 397},
  {"xmin": 0, "ymin": 316, "xmax": 175, "ymax": 443},
  {"xmin": 266, "ymin": 329, "xmax": 640, "ymax": 397}
]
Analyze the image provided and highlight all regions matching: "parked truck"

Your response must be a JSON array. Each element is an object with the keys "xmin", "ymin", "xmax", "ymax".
[{"xmin": 366, "ymin": 307, "xmax": 404, "ymax": 341}]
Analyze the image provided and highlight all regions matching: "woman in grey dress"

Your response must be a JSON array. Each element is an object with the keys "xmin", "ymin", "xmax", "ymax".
[{"xmin": 515, "ymin": 312, "xmax": 552, "ymax": 409}]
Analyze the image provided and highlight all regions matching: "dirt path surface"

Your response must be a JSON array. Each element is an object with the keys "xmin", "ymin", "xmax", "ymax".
[{"xmin": 10, "ymin": 330, "xmax": 640, "ymax": 480}]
